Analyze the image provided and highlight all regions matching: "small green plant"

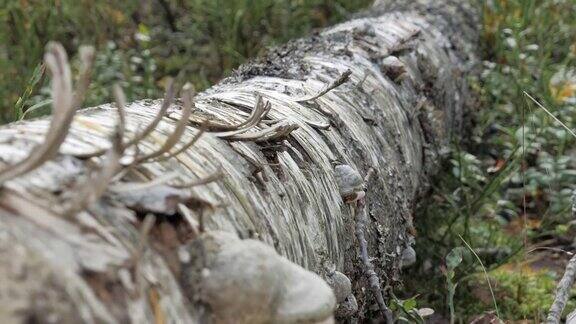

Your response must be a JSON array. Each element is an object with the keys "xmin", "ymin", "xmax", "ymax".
[
  {"xmin": 389, "ymin": 294, "xmax": 432, "ymax": 323},
  {"xmin": 14, "ymin": 63, "xmax": 45, "ymax": 120},
  {"xmin": 459, "ymin": 235, "xmax": 500, "ymax": 319},
  {"xmin": 443, "ymin": 247, "xmax": 464, "ymax": 324}
]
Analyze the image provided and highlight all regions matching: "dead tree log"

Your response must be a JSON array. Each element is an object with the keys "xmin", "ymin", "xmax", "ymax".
[{"xmin": 0, "ymin": 0, "xmax": 478, "ymax": 323}]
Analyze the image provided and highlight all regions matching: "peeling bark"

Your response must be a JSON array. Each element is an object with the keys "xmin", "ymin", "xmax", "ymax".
[{"xmin": 0, "ymin": 0, "xmax": 479, "ymax": 323}]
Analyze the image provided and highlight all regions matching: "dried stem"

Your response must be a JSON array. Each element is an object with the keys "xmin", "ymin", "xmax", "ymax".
[
  {"xmin": 354, "ymin": 167, "xmax": 392, "ymax": 323},
  {"xmin": 110, "ymin": 167, "xmax": 221, "ymax": 193},
  {"xmin": 134, "ymin": 82, "xmax": 194, "ymax": 163},
  {"xmin": 546, "ymin": 192, "xmax": 576, "ymax": 324},
  {"xmin": 125, "ymin": 78, "xmax": 175, "ymax": 146},
  {"xmin": 170, "ymin": 168, "xmax": 223, "ymax": 189},
  {"xmin": 132, "ymin": 213, "xmax": 156, "ymax": 297},
  {"xmin": 64, "ymin": 84, "xmax": 126, "ymax": 216},
  {"xmin": 109, "ymin": 172, "xmax": 180, "ymax": 193},
  {"xmin": 294, "ymin": 69, "xmax": 352, "ymax": 103},
  {"xmin": 547, "ymin": 253, "xmax": 576, "ymax": 323},
  {"xmin": 214, "ymin": 95, "xmax": 271, "ymax": 138},
  {"xmin": 135, "ymin": 213, "xmax": 156, "ymax": 262},
  {"xmin": 354, "ymin": 70, "xmax": 369, "ymax": 91},
  {"xmin": 226, "ymin": 120, "xmax": 299, "ymax": 142},
  {"xmin": 354, "ymin": 199, "xmax": 393, "ymax": 323},
  {"xmin": 154, "ymin": 122, "xmax": 206, "ymax": 161},
  {"xmin": 345, "ymin": 69, "xmax": 370, "ymax": 93},
  {"xmin": 0, "ymin": 42, "xmax": 94, "ymax": 185},
  {"xmin": 75, "ymin": 78, "xmax": 176, "ymax": 159},
  {"xmin": 178, "ymin": 203, "xmax": 200, "ymax": 235},
  {"xmin": 73, "ymin": 46, "xmax": 96, "ymax": 109},
  {"xmin": 112, "ymin": 84, "xmax": 128, "ymax": 141},
  {"xmin": 191, "ymin": 94, "xmax": 270, "ymax": 132}
]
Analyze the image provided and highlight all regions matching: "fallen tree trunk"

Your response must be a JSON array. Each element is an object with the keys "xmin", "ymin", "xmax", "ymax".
[{"xmin": 0, "ymin": 0, "xmax": 478, "ymax": 323}]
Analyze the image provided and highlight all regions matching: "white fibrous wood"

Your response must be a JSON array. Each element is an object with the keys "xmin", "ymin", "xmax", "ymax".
[{"xmin": 0, "ymin": 1, "xmax": 478, "ymax": 322}]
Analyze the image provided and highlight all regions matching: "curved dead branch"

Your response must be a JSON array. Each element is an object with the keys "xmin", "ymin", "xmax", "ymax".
[
  {"xmin": 169, "ymin": 168, "xmax": 223, "ymax": 189},
  {"xmin": 228, "ymin": 119, "xmax": 299, "ymax": 142},
  {"xmin": 64, "ymin": 84, "xmax": 127, "ymax": 217},
  {"xmin": 0, "ymin": 42, "xmax": 94, "ymax": 185},
  {"xmin": 73, "ymin": 46, "xmax": 96, "ymax": 109},
  {"xmin": 154, "ymin": 123, "xmax": 206, "ymax": 161},
  {"xmin": 108, "ymin": 172, "xmax": 180, "ymax": 193},
  {"xmin": 213, "ymin": 95, "xmax": 271, "ymax": 139},
  {"xmin": 134, "ymin": 82, "xmax": 194, "ymax": 163},
  {"xmin": 107, "ymin": 168, "xmax": 221, "ymax": 195},
  {"xmin": 547, "ymin": 196, "xmax": 576, "ymax": 324},
  {"xmin": 353, "ymin": 168, "xmax": 393, "ymax": 323},
  {"xmin": 74, "ymin": 78, "xmax": 176, "ymax": 159},
  {"xmin": 294, "ymin": 69, "xmax": 352, "ymax": 103},
  {"xmin": 546, "ymin": 254, "xmax": 576, "ymax": 324}
]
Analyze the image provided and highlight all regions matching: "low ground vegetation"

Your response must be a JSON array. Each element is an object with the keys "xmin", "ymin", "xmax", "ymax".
[{"xmin": 403, "ymin": 0, "xmax": 576, "ymax": 322}]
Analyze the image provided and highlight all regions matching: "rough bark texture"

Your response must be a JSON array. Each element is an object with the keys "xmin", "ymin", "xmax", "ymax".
[{"xmin": 0, "ymin": 0, "xmax": 478, "ymax": 322}]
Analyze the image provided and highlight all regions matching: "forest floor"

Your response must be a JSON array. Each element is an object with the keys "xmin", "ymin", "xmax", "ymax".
[
  {"xmin": 2, "ymin": 0, "xmax": 576, "ymax": 322},
  {"xmin": 401, "ymin": 0, "xmax": 576, "ymax": 322}
]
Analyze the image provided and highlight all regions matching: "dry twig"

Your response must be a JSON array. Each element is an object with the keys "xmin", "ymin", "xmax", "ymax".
[
  {"xmin": 353, "ymin": 167, "xmax": 393, "ymax": 323},
  {"xmin": 109, "ymin": 172, "xmax": 180, "ymax": 193},
  {"xmin": 154, "ymin": 122, "xmax": 206, "ymax": 161},
  {"xmin": 132, "ymin": 213, "xmax": 156, "ymax": 296},
  {"xmin": 75, "ymin": 78, "xmax": 176, "ymax": 159},
  {"xmin": 0, "ymin": 42, "xmax": 94, "ymax": 185},
  {"xmin": 178, "ymin": 203, "xmax": 200, "ymax": 235},
  {"xmin": 547, "ymin": 254, "xmax": 576, "ymax": 324},
  {"xmin": 547, "ymin": 191, "xmax": 576, "ymax": 323},
  {"xmin": 294, "ymin": 69, "xmax": 352, "ymax": 103},
  {"xmin": 214, "ymin": 95, "xmax": 271, "ymax": 138},
  {"xmin": 546, "ymin": 191, "xmax": 576, "ymax": 324},
  {"xmin": 227, "ymin": 120, "xmax": 299, "ymax": 142},
  {"xmin": 109, "ymin": 168, "xmax": 221, "ymax": 193},
  {"xmin": 169, "ymin": 168, "xmax": 223, "ymax": 189},
  {"xmin": 135, "ymin": 82, "xmax": 194, "ymax": 163},
  {"xmin": 73, "ymin": 46, "xmax": 96, "ymax": 108},
  {"xmin": 190, "ymin": 94, "xmax": 270, "ymax": 132},
  {"xmin": 64, "ymin": 84, "xmax": 126, "ymax": 216},
  {"xmin": 354, "ymin": 198, "xmax": 393, "ymax": 323}
]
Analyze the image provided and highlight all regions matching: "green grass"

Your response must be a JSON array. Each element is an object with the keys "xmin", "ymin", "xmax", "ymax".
[
  {"xmin": 0, "ymin": 0, "xmax": 370, "ymax": 123},
  {"xmin": 402, "ymin": 0, "xmax": 576, "ymax": 322}
]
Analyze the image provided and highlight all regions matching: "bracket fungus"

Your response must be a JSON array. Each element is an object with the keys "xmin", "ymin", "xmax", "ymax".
[
  {"xmin": 326, "ymin": 270, "xmax": 358, "ymax": 318},
  {"xmin": 325, "ymin": 270, "xmax": 352, "ymax": 303},
  {"xmin": 400, "ymin": 235, "xmax": 417, "ymax": 269},
  {"xmin": 400, "ymin": 246, "xmax": 417, "ymax": 269},
  {"xmin": 335, "ymin": 295, "xmax": 358, "ymax": 318},
  {"xmin": 381, "ymin": 55, "xmax": 407, "ymax": 82},
  {"xmin": 334, "ymin": 164, "xmax": 365, "ymax": 204},
  {"xmin": 186, "ymin": 231, "xmax": 336, "ymax": 323}
]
